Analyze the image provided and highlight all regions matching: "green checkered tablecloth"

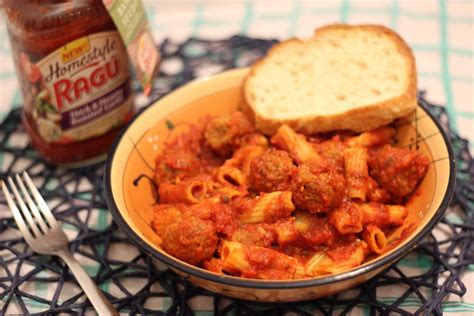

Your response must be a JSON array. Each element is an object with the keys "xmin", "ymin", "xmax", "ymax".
[
  {"xmin": 1, "ymin": 0, "xmax": 473, "ymax": 148},
  {"xmin": 0, "ymin": 0, "xmax": 473, "ymax": 314}
]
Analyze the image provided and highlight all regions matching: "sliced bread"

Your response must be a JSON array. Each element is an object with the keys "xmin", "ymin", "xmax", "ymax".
[{"xmin": 242, "ymin": 24, "xmax": 417, "ymax": 135}]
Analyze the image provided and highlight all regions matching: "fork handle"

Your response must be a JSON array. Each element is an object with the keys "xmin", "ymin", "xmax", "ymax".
[{"xmin": 58, "ymin": 249, "xmax": 119, "ymax": 316}]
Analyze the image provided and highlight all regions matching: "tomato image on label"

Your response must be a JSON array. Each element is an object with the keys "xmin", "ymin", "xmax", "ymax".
[{"xmin": 20, "ymin": 53, "xmax": 41, "ymax": 83}]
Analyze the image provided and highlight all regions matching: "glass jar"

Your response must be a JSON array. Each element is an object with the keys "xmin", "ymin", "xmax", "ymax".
[{"xmin": 2, "ymin": 0, "xmax": 135, "ymax": 167}]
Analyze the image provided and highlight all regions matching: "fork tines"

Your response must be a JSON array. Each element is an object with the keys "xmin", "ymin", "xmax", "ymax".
[{"xmin": 1, "ymin": 172, "xmax": 59, "ymax": 240}]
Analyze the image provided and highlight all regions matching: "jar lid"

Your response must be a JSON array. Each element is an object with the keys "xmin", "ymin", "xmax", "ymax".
[{"xmin": 2, "ymin": 0, "xmax": 106, "ymax": 32}]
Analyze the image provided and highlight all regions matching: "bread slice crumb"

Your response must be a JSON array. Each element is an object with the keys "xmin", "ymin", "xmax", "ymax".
[{"xmin": 243, "ymin": 24, "xmax": 417, "ymax": 135}]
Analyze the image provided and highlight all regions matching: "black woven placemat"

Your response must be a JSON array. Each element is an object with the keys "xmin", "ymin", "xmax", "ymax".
[{"xmin": 0, "ymin": 36, "xmax": 473, "ymax": 315}]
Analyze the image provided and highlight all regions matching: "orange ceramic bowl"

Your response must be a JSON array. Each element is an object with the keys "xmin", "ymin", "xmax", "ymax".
[{"xmin": 104, "ymin": 68, "xmax": 455, "ymax": 302}]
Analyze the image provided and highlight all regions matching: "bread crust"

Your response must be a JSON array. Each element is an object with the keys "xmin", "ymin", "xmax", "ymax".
[{"xmin": 242, "ymin": 24, "xmax": 417, "ymax": 135}]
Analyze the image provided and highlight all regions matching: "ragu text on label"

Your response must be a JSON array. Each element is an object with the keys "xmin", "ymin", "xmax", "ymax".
[{"xmin": 53, "ymin": 58, "xmax": 121, "ymax": 110}]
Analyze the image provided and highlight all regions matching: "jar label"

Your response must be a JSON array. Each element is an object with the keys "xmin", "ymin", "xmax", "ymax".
[{"xmin": 25, "ymin": 31, "xmax": 133, "ymax": 144}]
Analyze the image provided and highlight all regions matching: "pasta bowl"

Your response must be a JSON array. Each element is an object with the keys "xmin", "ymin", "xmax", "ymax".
[{"xmin": 104, "ymin": 68, "xmax": 455, "ymax": 302}]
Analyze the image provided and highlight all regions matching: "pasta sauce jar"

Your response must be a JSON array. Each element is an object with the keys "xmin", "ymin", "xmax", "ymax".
[{"xmin": 3, "ymin": 0, "xmax": 134, "ymax": 167}]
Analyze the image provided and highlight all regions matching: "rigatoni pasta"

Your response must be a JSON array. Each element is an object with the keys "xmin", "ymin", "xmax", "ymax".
[
  {"xmin": 305, "ymin": 239, "xmax": 369, "ymax": 276},
  {"xmin": 345, "ymin": 126, "xmax": 395, "ymax": 148},
  {"xmin": 344, "ymin": 147, "xmax": 369, "ymax": 201},
  {"xmin": 151, "ymin": 111, "xmax": 430, "ymax": 280},
  {"xmin": 216, "ymin": 165, "xmax": 246, "ymax": 187},
  {"xmin": 235, "ymin": 191, "xmax": 295, "ymax": 224},
  {"xmin": 362, "ymin": 224, "xmax": 387, "ymax": 254},
  {"xmin": 358, "ymin": 202, "xmax": 407, "ymax": 226},
  {"xmin": 158, "ymin": 180, "xmax": 207, "ymax": 204},
  {"xmin": 271, "ymin": 124, "xmax": 322, "ymax": 164},
  {"xmin": 220, "ymin": 240, "xmax": 305, "ymax": 279},
  {"xmin": 328, "ymin": 199, "xmax": 363, "ymax": 234}
]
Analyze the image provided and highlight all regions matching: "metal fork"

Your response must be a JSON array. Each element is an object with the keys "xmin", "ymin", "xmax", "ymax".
[{"xmin": 1, "ymin": 172, "xmax": 118, "ymax": 316}]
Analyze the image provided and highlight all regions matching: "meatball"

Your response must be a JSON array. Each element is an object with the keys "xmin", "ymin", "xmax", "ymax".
[
  {"xmin": 316, "ymin": 136, "xmax": 345, "ymax": 174},
  {"xmin": 152, "ymin": 204, "xmax": 183, "ymax": 236},
  {"xmin": 367, "ymin": 176, "xmax": 393, "ymax": 203},
  {"xmin": 368, "ymin": 145, "xmax": 430, "ymax": 197},
  {"xmin": 249, "ymin": 148, "xmax": 295, "ymax": 192},
  {"xmin": 161, "ymin": 216, "xmax": 218, "ymax": 265},
  {"xmin": 291, "ymin": 162, "xmax": 346, "ymax": 213},
  {"xmin": 328, "ymin": 199, "xmax": 363, "ymax": 234},
  {"xmin": 231, "ymin": 223, "xmax": 276, "ymax": 247},
  {"xmin": 155, "ymin": 148, "xmax": 200, "ymax": 184},
  {"xmin": 210, "ymin": 203, "xmax": 236, "ymax": 237},
  {"xmin": 190, "ymin": 201, "xmax": 237, "ymax": 237},
  {"xmin": 294, "ymin": 212, "xmax": 339, "ymax": 247},
  {"xmin": 204, "ymin": 111, "xmax": 254, "ymax": 157}
]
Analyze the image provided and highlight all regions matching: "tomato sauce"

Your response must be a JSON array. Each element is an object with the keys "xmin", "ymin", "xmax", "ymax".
[
  {"xmin": 327, "ymin": 236, "xmax": 358, "ymax": 262},
  {"xmin": 243, "ymin": 247, "xmax": 297, "ymax": 280},
  {"xmin": 150, "ymin": 112, "xmax": 430, "ymax": 280},
  {"xmin": 3, "ymin": 0, "xmax": 134, "ymax": 166}
]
